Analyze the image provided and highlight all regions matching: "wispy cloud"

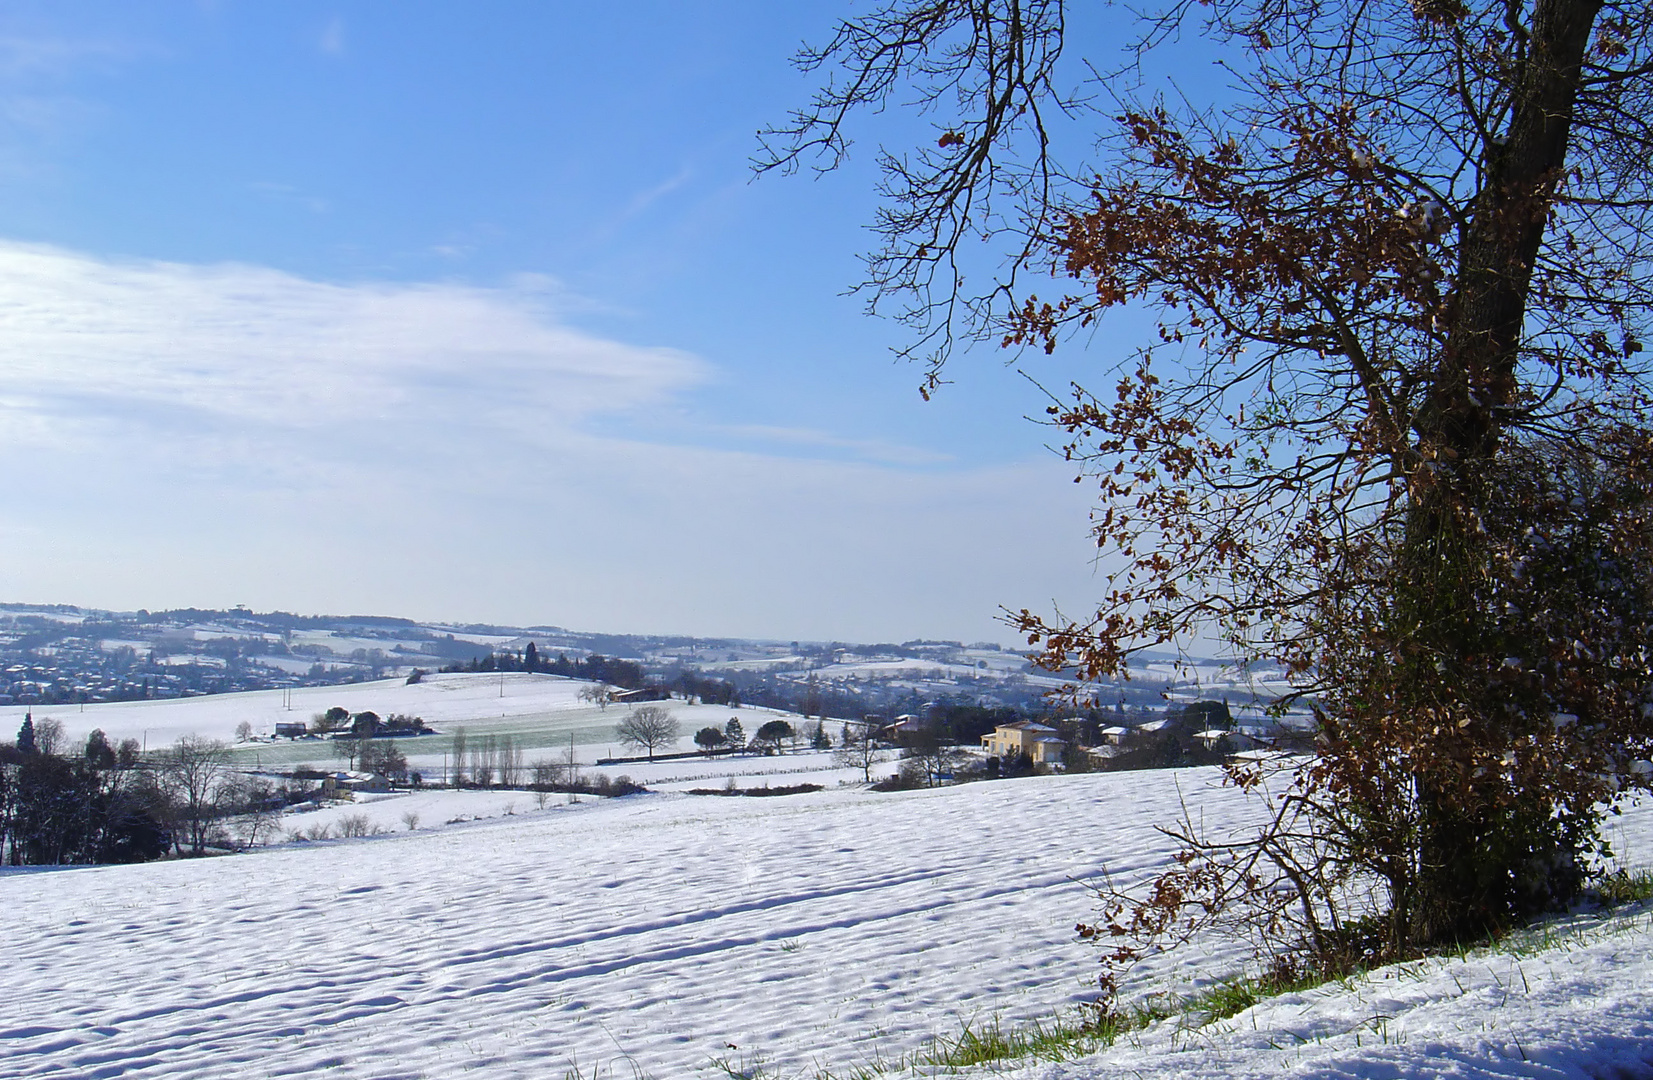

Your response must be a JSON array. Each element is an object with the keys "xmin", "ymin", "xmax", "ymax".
[
  {"xmin": 718, "ymin": 423, "xmax": 954, "ymax": 467},
  {"xmin": 317, "ymin": 17, "xmax": 345, "ymax": 57},
  {"xmin": 0, "ymin": 242, "xmax": 705, "ymax": 462},
  {"xmin": 0, "ymin": 35, "xmax": 138, "ymax": 81},
  {"xmin": 621, "ymin": 166, "xmax": 695, "ymax": 220},
  {"xmin": 0, "ymin": 242, "xmax": 1099, "ymax": 642},
  {"xmin": 248, "ymin": 180, "xmax": 330, "ymax": 214}
]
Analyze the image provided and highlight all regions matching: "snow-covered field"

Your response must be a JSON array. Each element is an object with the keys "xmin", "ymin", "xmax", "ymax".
[
  {"xmin": 6, "ymin": 767, "xmax": 1653, "ymax": 1079},
  {"xmin": 0, "ymin": 672, "xmax": 815, "ymax": 774}
]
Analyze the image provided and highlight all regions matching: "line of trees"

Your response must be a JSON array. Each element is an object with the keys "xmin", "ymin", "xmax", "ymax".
[
  {"xmin": 443, "ymin": 649, "xmax": 648, "ymax": 691},
  {"xmin": 0, "ymin": 719, "xmax": 278, "ymax": 865},
  {"xmin": 448, "ymin": 728, "xmax": 525, "ymax": 787}
]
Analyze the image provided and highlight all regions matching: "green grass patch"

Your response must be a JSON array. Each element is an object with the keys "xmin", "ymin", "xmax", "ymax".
[{"xmin": 1592, "ymin": 866, "xmax": 1653, "ymax": 906}]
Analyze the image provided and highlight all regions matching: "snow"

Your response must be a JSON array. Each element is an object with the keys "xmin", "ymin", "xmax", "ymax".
[
  {"xmin": 995, "ymin": 903, "xmax": 1653, "ymax": 1080},
  {"xmin": 0, "ymin": 673, "xmax": 815, "ymax": 773},
  {"xmin": 1, "ymin": 672, "xmax": 600, "ymax": 749},
  {"xmin": 4, "ymin": 769, "xmax": 1652, "ymax": 1080}
]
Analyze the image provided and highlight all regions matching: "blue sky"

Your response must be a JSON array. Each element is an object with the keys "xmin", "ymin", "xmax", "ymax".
[{"xmin": 0, "ymin": 1, "xmax": 1163, "ymax": 644}]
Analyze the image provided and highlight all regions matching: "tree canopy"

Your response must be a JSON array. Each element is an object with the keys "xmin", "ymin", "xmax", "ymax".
[{"xmin": 767, "ymin": 0, "xmax": 1653, "ymax": 978}]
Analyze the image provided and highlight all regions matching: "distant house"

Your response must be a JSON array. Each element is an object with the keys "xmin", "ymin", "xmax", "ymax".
[
  {"xmin": 1098, "ymin": 725, "xmax": 1130, "ymax": 745},
  {"xmin": 1196, "ymin": 727, "xmax": 1260, "ymax": 752},
  {"xmin": 274, "ymin": 722, "xmax": 308, "ymax": 739},
  {"xmin": 883, "ymin": 715, "xmax": 920, "ymax": 740},
  {"xmin": 321, "ymin": 771, "xmax": 389, "ymax": 795},
  {"xmin": 981, "ymin": 721, "xmax": 1065, "ymax": 765},
  {"xmin": 612, "ymin": 686, "xmax": 671, "ymax": 704},
  {"xmin": 1193, "ymin": 728, "xmax": 1232, "ymax": 751}
]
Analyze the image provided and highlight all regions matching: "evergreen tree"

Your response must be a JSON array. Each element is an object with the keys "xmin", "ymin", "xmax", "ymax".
[
  {"xmin": 16, "ymin": 715, "xmax": 36, "ymax": 755},
  {"xmin": 524, "ymin": 641, "xmax": 539, "ymax": 672},
  {"xmin": 724, "ymin": 717, "xmax": 744, "ymax": 748}
]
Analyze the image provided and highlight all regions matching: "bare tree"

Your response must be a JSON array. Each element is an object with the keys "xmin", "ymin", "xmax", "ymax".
[
  {"xmin": 498, "ymin": 736, "xmax": 523, "ymax": 787},
  {"xmin": 470, "ymin": 734, "xmax": 496, "ymax": 787},
  {"xmin": 331, "ymin": 734, "xmax": 363, "ymax": 771},
  {"xmin": 227, "ymin": 776, "xmax": 280, "ymax": 850},
  {"xmin": 32, "ymin": 717, "xmax": 64, "ymax": 757},
  {"xmin": 358, "ymin": 738, "xmax": 409, "ymax": 784},
  {"xmin": 833, "ymin": 722, "xmax": 888, "ymax": 783},
  {"xmin": 897, "ymin": 728, "xmax": 963, "ymax": 788},
  {"xmin": 578, "ymin": 684, "xmax": 614, "ymax": 710},
  {"xmin": 530, "ymin": 757, "xmax": 563, "ymax": 808},
  {"xmin": 450, "ymin": 727, "xmax": 468, "ymax": 787},
  {"xmin": 615, "ymin": 706, "xmax": 680, "ymax": 761},
  {"xmin": 157, "ymin": 735, "xmax": 234, "ymax": 856}
]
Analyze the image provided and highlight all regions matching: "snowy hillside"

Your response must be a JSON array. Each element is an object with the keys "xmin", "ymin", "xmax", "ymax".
[
  {"xmin": 5, "ymin": 768, "xmax": 1652, "ymax": 1079},
  {"xmin": 0, "ymin": 672, "xmax": 814, "ymax": 774}
]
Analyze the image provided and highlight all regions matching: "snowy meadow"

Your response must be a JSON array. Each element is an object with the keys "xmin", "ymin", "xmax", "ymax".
[{"xmin": 6, "ymin": 765, "xmax": 1653, "ymax": 1079}]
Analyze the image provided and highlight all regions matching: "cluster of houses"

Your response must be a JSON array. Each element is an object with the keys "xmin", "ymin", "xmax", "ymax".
[{"xmin": 979, "ymin": 700, "xmax": 1272, "ymax": 768}]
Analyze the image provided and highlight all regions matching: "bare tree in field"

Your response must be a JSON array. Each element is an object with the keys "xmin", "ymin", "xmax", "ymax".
[
  {"xmin": 227, "ymin": 775, "xmax": 280, "ymax": 850},
  {"xmin": 471, "ymin": 734, "xmax": 496, "ymax": 787},
  {"xmin": 578, "ymin": 684, "xmax": 614, "ymax": 710},
  {"xmin": 158, "ymin": 735, "xmax": 234, "ymax": 856},
  {"xmin": 529, "ymin": 757, "xmax": 563, "ymax": 808},
  {"xmin": 450, "ymin": 727, "xmax": 468, "ymax": 787},
  {"xmin": 498, "ymin": 736, "xmax": 522, "ymax": 787},
  {"xmin": 615, "ymin": 706, "xmax": 680, "ymax": 761},
  {"xmin": 331, "ymin": 734, "xmax": 364, "ymax": 771},
  {"xmin": 834, "ymin": 722, "xmax": 887, "ymax": 784}
]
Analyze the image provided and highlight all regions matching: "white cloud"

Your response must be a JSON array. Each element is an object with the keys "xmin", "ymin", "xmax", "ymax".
[
  {"xmin": 318, "ymin": 17, "xmax": 345, "ymax": 57},
  {"xmin": 0, "ymin": 241, "xmax": 704, "ymax": 448},
  {"xmin": 0, "ymin": 242, "xmax": 1103, "ymax": 642},
  {"xmin": 0, "ymin": 35, "xmax": 137, "ymax": 81}
]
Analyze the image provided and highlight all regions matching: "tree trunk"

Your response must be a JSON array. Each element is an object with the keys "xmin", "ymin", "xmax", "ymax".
[{"xmin": 1405, "ymin": 0, "xmax": 1603, "ymax": 944}]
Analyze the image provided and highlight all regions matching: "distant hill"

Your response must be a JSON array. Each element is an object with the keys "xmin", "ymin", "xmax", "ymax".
[{"xmin": 0, "ymin": 601, "xmax": 1290, "ymax": 722}]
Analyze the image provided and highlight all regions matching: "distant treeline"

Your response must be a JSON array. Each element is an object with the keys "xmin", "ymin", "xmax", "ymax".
[
  {"xmin": 441, "ymin": 647, "xmax": 647, "ymax": 691},
  {"xmin": 442, "ymin": 647, "xmax": 746, "ymax": 707}
]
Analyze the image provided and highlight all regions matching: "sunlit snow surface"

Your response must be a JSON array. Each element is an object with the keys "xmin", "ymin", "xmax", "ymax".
[{"xmin": 6, "ymin": 770, "xmax": 1653, "ymax": 1080}]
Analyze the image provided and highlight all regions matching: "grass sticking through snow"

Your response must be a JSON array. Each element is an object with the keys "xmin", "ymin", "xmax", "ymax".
[
  {"xmin": 1593, "ymin": 866, "xmax": 1653, "ymax": 907},
  {"xmin": 731, "ymin": 865, "xmax": 1653, "ymax": 1079}
]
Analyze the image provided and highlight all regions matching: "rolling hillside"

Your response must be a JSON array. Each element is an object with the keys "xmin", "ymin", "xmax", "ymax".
[{"xmin": 5, "ymin": 768, "xmax": 1651, "ymax": 1079}]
